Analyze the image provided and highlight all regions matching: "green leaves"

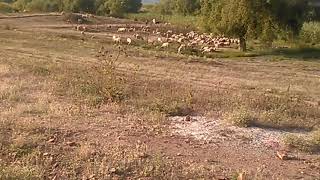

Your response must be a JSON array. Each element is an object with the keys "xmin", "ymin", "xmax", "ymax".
[
  {"xmin": 201, "ymin": 0, "xmax": 310, "ymax": 51},
  {"xmin": 10, "ymin": 0, "xmax": 142, "ymax": 15}
]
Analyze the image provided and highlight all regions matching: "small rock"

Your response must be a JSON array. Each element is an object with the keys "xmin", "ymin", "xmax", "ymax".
[
  {"xmin": 109, "ymin": 168, "xmax": 117, "ymax": 173},
  {"xmin": 48, "ymin": 138, "xmax": 55, "ymax": 143},
  {"xmin": 138, "ymin": 152, "xmax": 148, "ymax": 159},
  {"xmin": 237, "ymin": 172, "xmax": 246, "ymax": 180},
  {"xmin": 266, "ymin": 89, "xmax": 273, "ymax": 93},
  {"xmin": 177, "ymin": 153, "xmax": 182, "ymax": 156},
  {"xmin": 276, "ymin": 151, "xmax": 289, "ymax": 160},
  {"xmin": 53, "ymin": 163, "xmax": 59, "ymax": 168},
  {"xmin": 43, "ymin": 153, "xmax": 50, "ymax": 156},
  {"xmin": 89, "ymin": 174, "xmax": 95, "ymax": 179},
  {"xmin": 66, "ymin": 141, "xmax": 77, "ymax": 146},
  {"xmin": 185, "ymin": 115, "xmax": 192, "ymax": 121}
]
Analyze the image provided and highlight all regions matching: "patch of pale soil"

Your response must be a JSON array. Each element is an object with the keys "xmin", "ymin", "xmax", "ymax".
[{"xmin": 170, "ymin": 116, "xmax": 308, "ymax": 150}]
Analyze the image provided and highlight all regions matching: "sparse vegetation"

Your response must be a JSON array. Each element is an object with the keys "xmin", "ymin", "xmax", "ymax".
[
  {"xmin": 1, "ymin": 5, "xmax": 320, "ymax": 179},
  {"xmin": 284, "ymin": 129, "xmax": 320, "ymax": 153},
  {"xmin": 224, "ymin": 108, "xmax": 255, "ymax": 127},
  {"xmin": 300, "ymin": 22, "xmax": 320, "ymax": 45},
  {"xmin": 0, "ymin": 2, "xmax": 13, "ymax": 13}
]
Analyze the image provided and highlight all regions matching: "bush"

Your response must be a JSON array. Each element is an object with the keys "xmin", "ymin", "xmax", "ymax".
[
  {"xmin": 300, "ymin": 22, "xmax": 320, "ymax": 44},
  {"xmin": 224, "ymin": 108, "xmax": 256, "ymax": 127},
  {"xmin": 10, "ymin": 0, "xmax": 142, "ymax": 16},
  {"xmin": 26, "ymin": 0, "xmax": 59, "ymax": 12},
  {"xmin": 63, "ymin": 0, "xmax": 96, "ymax": 13},
  {"xmin": 0, "ymin": 2, "xmax": 13, "ymax": 12},
  {"xmin": 284, "ymin": 129, "xmax": 320, "ymax": 153},
  {"xmin": 12, "ymin": 0, "xmax": 32, "ymax": 12}
]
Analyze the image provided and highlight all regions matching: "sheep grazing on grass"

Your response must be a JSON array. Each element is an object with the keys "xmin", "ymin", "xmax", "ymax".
[
  {"xmin": 76, "ymin": 25, "xmax": 86, "ymax": 32},
  {"xmin": 127, "ymin": 38, "xmax": 132, "ymax": 45},
  {"xmin": 202, "ymin": 46, "xmax": 216, "ymax": 53},
  {"xmin": 178, "ymin": 44, "xmax": 186, "ymax": 54},
  {"xmin": 112, "ymin": 35, "xmax": 121, "ymax": 44},
  {"xmin": 117, "ymin": 28, "xmax": 127, "ymax": 32},
  {"xmin": 161, "ymin": 42, "xmax": 169, "ymax": 48},
  {"xmin": 99, "ymin": 46, "xmax": 105, "ymax": 53},
  {"xmin": 133, "ymin": 33, "xmax": 144, "ymax": 40}
]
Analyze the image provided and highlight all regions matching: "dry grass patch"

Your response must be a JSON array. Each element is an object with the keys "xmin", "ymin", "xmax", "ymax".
[
  {"xmin": 284, "ymin": 129, "xmax": 320, "ymax": 153},
  {"xmin": 0, "ymin": 85, "xmax": 24, "ymax": 104},
  {"xmin": 224, "ymin": 108, "xmax": 256, "ymax": 127}
]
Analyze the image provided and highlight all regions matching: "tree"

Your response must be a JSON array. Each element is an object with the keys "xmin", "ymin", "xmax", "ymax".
[
  {"xmin": 201, "ymin": 0, "xmax": 310, "ymax": 51},
  {"xmin": 175, "ymin": 0, "xmax": 200, "ymax": 15},
  {"xmin": 126, "ymin": 0, "xmax": 142, "ymax": 13},
  {"xmin": 107, "ymin": 0, "xmax": 126, "ymax": 17},
  {"xmin": 107, "ymin": 0, "xmax": 142, "ymax": 17},
  {"xmin": 154, "ymin": 0, "xmax": 175, "ymax": 15}
]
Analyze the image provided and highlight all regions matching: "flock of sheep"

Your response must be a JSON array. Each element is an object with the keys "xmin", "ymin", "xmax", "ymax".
[{"xmin": 74, "ymin": 17, "xmax": 241, "ymax": 54}]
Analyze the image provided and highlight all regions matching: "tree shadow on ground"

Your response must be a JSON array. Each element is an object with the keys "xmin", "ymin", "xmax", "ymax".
[{"xmin": 266, "ymin": 47, "xmax": 320, "ymax": 61}]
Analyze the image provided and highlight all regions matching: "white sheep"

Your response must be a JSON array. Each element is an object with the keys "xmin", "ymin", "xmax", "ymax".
[
  {"xmin": 117, "ymin": 28, "xmax": 127, "ymax": 32},
  {"xmin": 202, "ymin": 46, "xmax": 216, "ymax": 53},
  {"xmin": 112, "ymin": 35, "xmax": 121, "ymax": 44},
  {"xmin": 134, "ymin": 34, "xmax": 144, "ymax": 40},
  {"xmin": 161, "ymin": 42, "xmax": 169, "ymax": 48},
  {"xmin": 178, "ymin": 44, "xmax": 185, "ymax": 54},
  {"xmin": 127, "ymin": 38, "xmax": 132, "ymax": 45}
]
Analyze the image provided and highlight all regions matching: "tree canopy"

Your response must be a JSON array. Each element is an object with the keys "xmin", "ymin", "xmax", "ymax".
[
  {"xmin": 5, "ymin": 0, "xmax": 142, "ymax": 15},
  {"xmin": 154, "ymin": 0, "xmax": 200, "ymax": 15},
  {"xmin": 201, "ymin": 0, "xmax": 311, "ymax": 51}
]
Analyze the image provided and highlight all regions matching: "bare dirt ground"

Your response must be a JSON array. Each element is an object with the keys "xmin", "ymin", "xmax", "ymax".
[{"xmin": 0, "ymin": 14, "xmax": 320, "ymax": 179}]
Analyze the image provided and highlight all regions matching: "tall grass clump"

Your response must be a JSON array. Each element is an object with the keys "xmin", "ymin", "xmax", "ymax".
[
  {"xmin": 284, "ymin": 129, "xmax": 320, "ymax": 153},
  {"xmin": 55, "ymin": 46, "xmax": 127, "ymax": 107},
  {"xmin": 299, "ymin": 22, "xmax": 320, "ymax": 45}
]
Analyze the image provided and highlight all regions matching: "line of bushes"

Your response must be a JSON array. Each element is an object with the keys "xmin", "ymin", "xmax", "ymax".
[{"xmin": 0, "ymin": 0, "xmax": 142, "ymax": 17}]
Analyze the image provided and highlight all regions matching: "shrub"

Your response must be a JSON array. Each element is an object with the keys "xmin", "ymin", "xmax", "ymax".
[
  {"xmin": 299, "ymin": 22, "xmax": 320, "ymax": 44},
  {"xmin": 12, "ymin": 0, "xmax": 32, "ymax": 12},
  {"xmin": 224, "ymin": 108, "xmax": 256, "ymax": 127},
  {"xmin": 0, "ymin": 2, "xmax": 13, "ymax": 12},
  {"xmin": 107, "ymin": 0, "xmax": 126, "ymax": 17},
  {"xmin": 284, "ymin": 129, "xmax": 320, "ymax": 153},
  {"xmin": 26, "ymin": 0, "xmax": 59, "ymax": 12},
  {"xmin": 63, "ymin": 0, "xmax": 96, "ymax": 13}
]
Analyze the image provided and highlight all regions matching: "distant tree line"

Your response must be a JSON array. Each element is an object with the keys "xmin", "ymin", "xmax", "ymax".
[
  {"xmin": 154, "ymin": 0, "xmax": 201, "ymax": 15},
  {"xmin": 0, "ymin": 0, "xmax": 142, "ymax": 17}
]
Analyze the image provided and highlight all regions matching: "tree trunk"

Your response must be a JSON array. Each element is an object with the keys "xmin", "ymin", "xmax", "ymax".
[{"xmin": 239, "ymin": 36, "xmax": 246, "ymax": 52}]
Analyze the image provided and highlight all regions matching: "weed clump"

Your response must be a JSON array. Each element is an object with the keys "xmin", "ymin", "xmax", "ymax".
[
  {"xmin": 56, "ymin": 46, "xmax": 127, "ymax": 106},
  {"xmin": 284, "ymin": 129, "xmax": 320, "ymax": 153},
  {"xmin": 224, "ymin": 108, "xmax": 256, "ymax": 127}
]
